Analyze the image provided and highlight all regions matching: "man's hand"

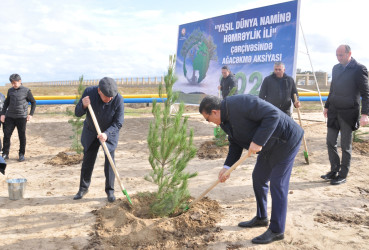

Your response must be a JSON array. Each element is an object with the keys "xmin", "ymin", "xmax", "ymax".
[
  {"xmin": 360, "ymin": 114, "xmax": 369, "ymax": 127},
  {"xmin": 323, "ymin": 108, "xmax": 328, "ymax": 118},
  {"xmin": 218, "ymin": 168, "xmax": 230, "ymax": 183},
  {"xmin": 249, "ymin": 142, "xmax": 262, "ymax": 154},
  {"xmin": 217, "ymin": 85, "xmax": 221, "ymax": 90},
  {"xmin": 97, "ymin": 133, "xmax": 108, "ymax": 142},
  {"xmin": 294, "ymin": 101, "xmax": 301, "ymax": 109},
  {"xmin": 82, "ymin": 96, "xmax": 91, "ymax": 109},
  {"xmin": 27, "ymin": 115, "xmax": 32, "ymax": 121},
  {"xmin": 0, "ymin": 115, "xmax": 4, "ymax": 123}
]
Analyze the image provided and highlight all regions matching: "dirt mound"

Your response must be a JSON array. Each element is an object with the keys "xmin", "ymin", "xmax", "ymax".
[
  {"xmin": 45, "ymin": 151, "xmax": 83, "ymax": 165},
  {"xmin": 197, "ymin": 140, "xmax": 228, "ymax": 159},
  {"xmin": 314, "ymin": 211, "xmax": 369, "ymax": 226},
  {"xmin": 87, "ymin": 193, "xmax": 222, "ymax": 249},
  {"xmin": 353, "ymin": 140, "xmax": 369, "ymax": 155}
]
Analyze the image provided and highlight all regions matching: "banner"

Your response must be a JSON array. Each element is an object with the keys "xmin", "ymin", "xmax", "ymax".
[{"xmin": 174, "ymin": 0, "xmax": 301, "ymax": 103}]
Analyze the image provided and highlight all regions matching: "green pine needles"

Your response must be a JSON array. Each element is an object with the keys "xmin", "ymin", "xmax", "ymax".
[
  {"xmin": 66, "ymin": 75, "xmax": 85, "ymax": 154},
  {"xmin": 146, "ymin": 55, "xmax": 197, "ymax": 217}
]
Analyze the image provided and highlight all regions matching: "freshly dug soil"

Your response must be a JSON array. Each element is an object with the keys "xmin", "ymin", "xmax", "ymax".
[
  {"xmin": 86, "ymin": 193, "xmax": 222, "ymax": 249},
  {"xmin": 45, "ymin": 151, "xmax": 83, "ymax": 165},
  {"xmin": 197, "ymin": 140, "xmax": 228, "ymax": 160},
  {"xmin": 353, "ymin": 140, "xmax": 369, "ymax": 155}
]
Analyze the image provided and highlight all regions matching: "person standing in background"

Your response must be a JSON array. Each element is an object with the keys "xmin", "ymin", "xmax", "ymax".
[
  {"xmin": 321, "ymin": 45, "xmax": 369, "ymax": 185},
  {"xmin": 218, "ymin": 65, "xmax": 238, "ymax": 99},
  {"xmin": 259, "ymin": 62, "xmax": 300, "ymax": 116},
  {"xmin": 1, "ymin": 74, "xmax": 36, "ymax": 162}
]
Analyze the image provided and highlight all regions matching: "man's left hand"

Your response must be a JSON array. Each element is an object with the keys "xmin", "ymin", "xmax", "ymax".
[
  {"xmin": 249, "ymin": 142, "xmax": 262, "ymax": 154},
  {"xmin": 27, "ymin": 115, "xmax": 32, "ymax": 121},
  {"xmin": 97, "ymin": 133, "xmax": 108, "ymax": 142},
  {"xmin": 218, "ymin": 168, "xmax": 230, "ymax": 183},
  {"xmin": 360, "ymin": 114, "xmax": 369, "ymax": 127},
  {"xmin": 294, "ymin": 101, "xmax": 301, "ymax": 108}
]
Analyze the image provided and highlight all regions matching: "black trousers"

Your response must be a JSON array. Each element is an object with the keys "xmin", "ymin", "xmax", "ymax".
[
  {"xmin": 3, "ymin": 117, "xmax": 27, "ymax": 155},
  {"xmin": 326, "ymin": 114, "xmax": 353, "ymax": 178},
  {"xmin": 79, "ymin": 138, "xmax": 115, "ymax": 195}
]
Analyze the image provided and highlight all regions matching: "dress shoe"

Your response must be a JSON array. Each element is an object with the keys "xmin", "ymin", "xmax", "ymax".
[
  {"xmin": 2, "ymin": 154, "xmax": 9, "ymax": 160},
  {"xmin": 238, "ymin": 216, "xmax": 268, "ymax": 228},
  {"xmin": 330, "ymin": 176, "xmax": 346, "ymax": 185},
  {"xmin": 107, "ymin": 193, "xmax": 116, "ymax": 203},
  {"xmin": 73, "ymin": 189, "xmax": 88, "ymax": 200},
  {"xmin": 18, "ymin": 154, "xmax": 25, "ymax": 162},
  {"xmin": 321, "ymin": 171, "xmax": 337, "ymax": 180},
  {"xmin": 252, "ymin": 228, "xmax": 284, "ymax": 244}
]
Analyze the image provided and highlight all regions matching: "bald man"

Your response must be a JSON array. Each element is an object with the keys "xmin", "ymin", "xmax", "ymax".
[{"xmin": 322, "ymin": 45, "xmax": 369, "ymax": 185}]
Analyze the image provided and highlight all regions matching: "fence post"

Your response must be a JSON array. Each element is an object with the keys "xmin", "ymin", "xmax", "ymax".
[{"xmin": 305, "ymin": 74, "xmax": 309, "ymax": 86}]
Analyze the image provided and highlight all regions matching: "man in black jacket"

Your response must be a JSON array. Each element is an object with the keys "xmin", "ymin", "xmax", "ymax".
[
  {"xmin": 73, "ymin": 77, "xmax": 124, "ymax": 203},
  {"xmin": 321, "ymin": 45, "xmax": 369, "ymax": 185},
  {"xmin": 259, "ymin": 62, "xmax": 300, "ymax": 116},
  {"xmin": 1, "ymin": 74, "xmax": 36, "ymax": 162},
  {"xmin": 199, "ymin": 95, "xmax": 303, "ymax": 244},
  {"xmin": 219, "ymin": 66, "xmax": 238, "ymax": 99}
]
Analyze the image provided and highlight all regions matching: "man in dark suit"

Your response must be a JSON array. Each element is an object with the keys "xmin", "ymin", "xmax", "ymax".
[
  {"xmin": 73, "ymin": 77, "xmax": 124, "ymax": 202},
  {"xmin": 321, "ymin": 45, "xmax": 369, "ymax": 185},
  {"xmin": 199, "ymin": 94, "xmax": 303, "ymax": 244}
]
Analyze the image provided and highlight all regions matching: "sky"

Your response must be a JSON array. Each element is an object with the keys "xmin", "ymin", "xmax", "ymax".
[{"xmin": 0, "ymin": 0, "xmax": 367, "ymax": 85}]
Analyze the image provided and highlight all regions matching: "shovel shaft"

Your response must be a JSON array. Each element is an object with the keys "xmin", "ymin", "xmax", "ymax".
[
  {"xmin": 294, "ymin": 94, "xmax": 309, "ymax": 162},
  {"xmin": 88, "ymin": 105, "xmax": 132, "ymax": 204},
  {"xmin": 188, "ymin": 151, "xmax": 251, "ymax": 208}
]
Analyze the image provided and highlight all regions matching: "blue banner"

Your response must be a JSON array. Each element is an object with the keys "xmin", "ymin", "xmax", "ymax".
[{"xmin": 174, "ymin": 0, "xmax": 300, "ymax": 103}]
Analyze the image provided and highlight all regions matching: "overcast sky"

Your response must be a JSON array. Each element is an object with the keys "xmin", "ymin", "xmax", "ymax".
[{"xmin": 0, "ymin": 0, "xmax": 367, "ymax": 85}]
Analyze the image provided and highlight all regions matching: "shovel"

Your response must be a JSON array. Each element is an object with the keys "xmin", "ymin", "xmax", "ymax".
[
  {"xmin": 294, "ymin": 94, "xmax": 309, "ymax": 164},
  {"xmin": 183, "ymin": 150, "xmax": 251, "ymax": 213},
  {"xmin": 87, "ymin": 104, "xmax": 132, "ymax": 204}
]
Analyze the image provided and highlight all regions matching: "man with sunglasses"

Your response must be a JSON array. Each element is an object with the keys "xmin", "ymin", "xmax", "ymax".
[{"xmin": 199, "ymin": 94, "xmax": 303, "ymax": 244}]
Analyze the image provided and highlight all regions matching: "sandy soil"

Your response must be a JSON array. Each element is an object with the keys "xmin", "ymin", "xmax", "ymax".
[{"xmin": 0, "ymin": 107, "xmax": 369, "ymax": 250}]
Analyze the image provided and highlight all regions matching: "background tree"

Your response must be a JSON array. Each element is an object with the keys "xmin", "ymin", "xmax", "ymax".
[
  {"xmin": 66, "ymin": 75, "xmax": 85, "ymax": 154},
  {"xmin": 146, "ymin": 55, "xmax": 197, "ymax": 217}
]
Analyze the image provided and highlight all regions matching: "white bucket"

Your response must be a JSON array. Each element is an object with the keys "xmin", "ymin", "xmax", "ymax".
[{"xmin": 6, "ymin": 178, "xmax": 27, "ymax": 200}]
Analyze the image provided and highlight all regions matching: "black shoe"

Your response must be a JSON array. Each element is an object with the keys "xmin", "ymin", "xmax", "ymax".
[
  {"xmin": 252, "ymin": 228, "xmax": 284, "ymax": 244},
  {"xmin": 321, "ymin": 171, "xmax": 337, "ymax": 180},
  {"xmin": 107, "ymin": 193, "xmax": 116, "ymax": 203},
  {"xmin": 18, "ymin": 154, "xmax": 25, "ymax": 162},
  {"xmin": 238, "ymin": 216, "xmax": 269, "ymax": 228},
  {"xmin": 73, "ymin": 189, "xmax": 88, "ymax": 200},
  {"xmin": 2, "ymin": 154, "xmax": 9, "ymax": 160},
  {"xmin": 330, "ymin": 176, "xmax": 346, "ymax": 185}
]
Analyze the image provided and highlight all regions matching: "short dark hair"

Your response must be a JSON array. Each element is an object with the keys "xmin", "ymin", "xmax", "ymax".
[
  {"xmin": 199, "ymin": 95, "xmax": 222, "ymax": 114},
  {"xmin": 9, "ymin": 74, "xmax": 21, "ymax": 82},
  {"xmin": 221, "ymin": 65, "xmax": 230, "ymax": 71}
]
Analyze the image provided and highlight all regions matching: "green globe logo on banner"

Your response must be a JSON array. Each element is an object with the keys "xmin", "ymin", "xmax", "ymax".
[{"xmin": 180, "ymin": 28, "xmax": 217, "ymax": 84}]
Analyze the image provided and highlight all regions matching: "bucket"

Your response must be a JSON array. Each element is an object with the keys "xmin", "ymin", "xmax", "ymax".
[{"xmin": 6, "ymin": 176, "xmax": 27, "ymax": 200}]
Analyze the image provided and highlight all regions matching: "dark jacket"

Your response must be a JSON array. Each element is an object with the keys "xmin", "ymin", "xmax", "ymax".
[
  {"xmin": 325, "ymin": 58, "xmax": 369, "ymax": 130},
  {"xmin": 220, "ymin": 73, "xmax": 238, "ymax": 99},
  {"xmin": 259, "ymin": 73, "xmax": 298, "ymax": 116},
  {"xmin": 75, "ymin": 86, "xmax": 124, "ymax": 152},
  {"xmin": 1, "ymin": 86, "xmax": 36, "ymax": 118},
  {"xmin": 220, "ymin": 95, "xmax": 304, "ymax": 166}
]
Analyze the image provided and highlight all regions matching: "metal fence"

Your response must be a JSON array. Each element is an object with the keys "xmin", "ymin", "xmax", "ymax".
[{"xmin": 5, "ymin": 76, "xmax": 165, "ymax": 87}]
